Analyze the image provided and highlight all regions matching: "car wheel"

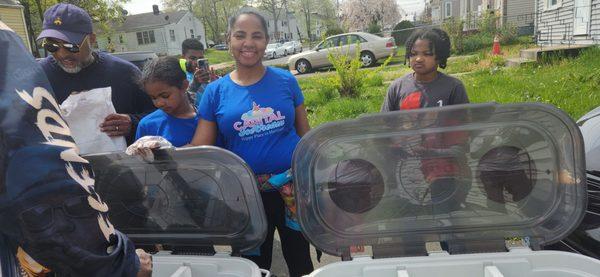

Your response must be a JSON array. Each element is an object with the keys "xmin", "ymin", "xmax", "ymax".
[
  {"xmin": 272, "ymin": 52, "xmax": 276, "ymax": 59},
  {"xmin": 284, "ymin": 50, "xmax": 288, "ymax": 56},
  {"xmin": 360, "ymin": 51, "xmax": 376, "ymax": 67},
  {"xmin": 295, "ymin": 59, "xmax": 312, "ymax": 74}
]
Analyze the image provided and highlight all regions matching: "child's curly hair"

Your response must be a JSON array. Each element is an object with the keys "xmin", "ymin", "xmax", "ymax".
[{"xmin": 405, "ymin": 28, "xmax": 452, "ymax": 69}]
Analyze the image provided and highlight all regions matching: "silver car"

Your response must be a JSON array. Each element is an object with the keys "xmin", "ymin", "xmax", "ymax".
[
  {"xmin": 282, "ymin": 41, "xmax": 302, "ymax": 56},
  {"xmin": 264, "ymin": 43, "xmax": 285, "ymax": 59},
  {"xmin": 287, "ymin": 32, "xmax": 397, "ymax": 74}
]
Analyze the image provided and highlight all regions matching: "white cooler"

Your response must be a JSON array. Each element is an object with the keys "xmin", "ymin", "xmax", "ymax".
[
  {"xmin": 86, "ymin": 146, "xmax": 270, "ymax": 277},
  {"xmin": 292, "ymin": 102, "xmax": 600, "ymax": 277}
]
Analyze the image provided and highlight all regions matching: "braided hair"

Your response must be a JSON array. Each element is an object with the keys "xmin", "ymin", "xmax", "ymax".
[{"xmin": 405, "ymin": 28, "xmax": 452, "ymax": 69}]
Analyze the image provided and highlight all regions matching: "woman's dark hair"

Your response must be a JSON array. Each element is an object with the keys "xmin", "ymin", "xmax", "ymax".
[
  {"xmin": 405, "ymin": 28, "xmax": 451, "ymax": 69},
  {"xmin": 139, "ymin": 56, "xmax": 187, "ymax": 89},
  {"xmin": 227, "ymin": 11, "xmax": 269, "ymax": 40}
]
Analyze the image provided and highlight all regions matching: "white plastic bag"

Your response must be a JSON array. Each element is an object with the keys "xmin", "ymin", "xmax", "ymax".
[
  {"xmin": 60, "ymin": 87, "xmax": 127, "ymax": 155},
  {"xmin": 125, "ymin": 136, "xmax": 173, "ymax": 162}
]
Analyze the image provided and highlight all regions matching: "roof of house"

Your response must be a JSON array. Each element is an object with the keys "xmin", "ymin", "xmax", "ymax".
[
  {"xmin": 112, "ymin": 10, "xmax": 188, "ymax": 32},
  {"xmin": 0, "ymin": 0, "xmax": 20, "ymax": 6}
]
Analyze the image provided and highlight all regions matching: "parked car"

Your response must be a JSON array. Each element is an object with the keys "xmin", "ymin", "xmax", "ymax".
[
  {"xmin": 287, "ymin": 32, "xmax": 396, "ymax": 74},
  {"xmin": 282, "ymin": 41, "xmax": 302, "ymax": 55},
  {"xmin": 111, "ymin": 51, "xmax": 158, "ymax": 70},
  {"xmin": 264, "ymin": 43, "xmax": 285, "ymax": 59},
  {"xmin": 213, "ymin": 44, "xmax": 228, "ymax": 51}
]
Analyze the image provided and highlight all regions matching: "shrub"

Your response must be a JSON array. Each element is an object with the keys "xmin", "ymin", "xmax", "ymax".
[
  {"xmin": 368, "ymin": 22, "xmax": 382, "ymax": 35},
  {"xmin": 325, "ymin": 26, "xmax": 345, "ymax": 37},
  {"xmin": 327, "ymin": 45, "xmax": 365, "ymax": 98},
  {"xmin": 392, "ymin": 20, "xmax": 415, "ymax": 46},
  {"xmin": 442, "ymin": 17, "xmax": 465, "ymax": 54}
]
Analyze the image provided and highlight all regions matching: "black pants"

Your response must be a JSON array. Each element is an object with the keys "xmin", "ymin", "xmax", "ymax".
[{"xmin": 243, "ymin": 191, "xmax": 313, "ymax": 277}]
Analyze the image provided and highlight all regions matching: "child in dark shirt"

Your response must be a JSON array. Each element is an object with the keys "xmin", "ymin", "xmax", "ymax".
[
  {"xmin": 381, "ymin": 28, "xmax": 470, "ymax": 214},
  {"xmin": 134, "ymin": 56, "xmax": 199, "ymax": 147},
  {"xmin": 381, "ymin": 28, "xmax": 468, "ymax": 111}
]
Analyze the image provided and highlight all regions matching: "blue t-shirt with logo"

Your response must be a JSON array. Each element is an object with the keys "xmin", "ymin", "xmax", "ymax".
[
  {"xmin": 199, "ymin": 67, "xmax": 303, "ymax": 175},
  {"xmin": 135, "ymin": 109, "xmax": 199, "ymax": 147}
]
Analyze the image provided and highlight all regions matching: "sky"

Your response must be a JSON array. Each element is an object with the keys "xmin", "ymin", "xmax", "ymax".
[
  {"xmin": 397, "ymin": 0, "xmax": 426, "ymax": 17},
  {"xmin": 123, "ymin": 0, "xmax": 164, "ymax": 15}
]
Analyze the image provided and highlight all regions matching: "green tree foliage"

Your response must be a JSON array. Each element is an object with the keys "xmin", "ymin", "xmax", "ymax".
[
  {"xmin": 391, "ymin": 20, "xmax": 414, "ymax": 46},
  {"xmin": 18, "ymin": 0, "xmax": 129, "ymax": 55},
  {"xmin": 367, "ymin": 22, "xmax": 381, "ymax": 35},
  {"xmin": 163, "ymin": 0, "xmax": 243, "ymax": 43},
  {"xmin": 292, "ymin": 0, "xmax": 337, "ymax": 42}
]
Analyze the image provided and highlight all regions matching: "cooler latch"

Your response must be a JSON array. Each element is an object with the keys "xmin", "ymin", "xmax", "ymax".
[
  {"xmin": 348, "ymin": 245, "xmax": 373, "ymax": 260},
  {"xmin": 426, "ymin": 242, "xmax": 449, "ymax": 256},
  {"xmin": 214, "ymin": 245, "xmax": 233, "ymax": 257},
  {"xmin": 504, "ymin": 237, "xmax": 532, "ymax": 253}
]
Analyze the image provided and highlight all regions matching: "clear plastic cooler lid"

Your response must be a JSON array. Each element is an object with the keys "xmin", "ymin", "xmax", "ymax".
[
  {"xmin": 85, "ymin": 146, "xmax": 266, "ymax": 253},
  {"xmin": 293, "ymin": 103, "xmax": 587, "ymax": 257}
]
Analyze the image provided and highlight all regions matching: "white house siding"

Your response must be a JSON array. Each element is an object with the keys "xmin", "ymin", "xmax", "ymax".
[
  {"xmin": 535, "ymin": 0, "xmax": 600, "ymax": 45},
  {"xmin": 506, "ymin": 0, "xmax": 535, "ymax": 34},
  {"xmin": 97, "ymin": 11, "xmax": 206, "ymax": 56}
]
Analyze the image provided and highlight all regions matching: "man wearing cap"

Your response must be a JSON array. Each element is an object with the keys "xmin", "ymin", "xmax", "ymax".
[
  {"xmin": 36, "ymin": 3, "xmax": 154, "ymax": 144},
  {"xmin": 1, "ymin": 20, "xmax": 152, "ymax": 277}
]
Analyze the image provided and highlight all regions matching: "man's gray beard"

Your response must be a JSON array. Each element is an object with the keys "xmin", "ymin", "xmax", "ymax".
[
  {"xmin": 57, "ymin": 61, "xmax": 83, "ymax": 74},
  {"xmin": 57, "ymin": 53, "xmax": 95, "ymax": 74}
]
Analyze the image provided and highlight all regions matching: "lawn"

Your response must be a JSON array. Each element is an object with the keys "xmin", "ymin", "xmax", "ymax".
[
  {"xmin": 299, "ymin": 46, "xmax": 600, "ymax": 127},
  {"xmin": 204, "ymin": 49, "xmax": 233, "ymax": 65}
]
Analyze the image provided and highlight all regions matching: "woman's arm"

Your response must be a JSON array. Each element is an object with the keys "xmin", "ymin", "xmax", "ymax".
[
  {"xmin": 294, "ymin": 104, "xmax": 311, "ymax": 137},
  {"xmin": 190, "ymin": 119, "xmax": 218, "ymax": 146}
]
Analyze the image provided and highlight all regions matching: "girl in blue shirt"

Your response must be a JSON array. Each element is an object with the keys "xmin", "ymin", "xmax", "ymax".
[
  {"xmin": 135, "ymin": 56, "xmax": 199, "ymax": 147},
  {"xmin": 190, "ymin": 11, "xmax": 313, "ymax": 277}
]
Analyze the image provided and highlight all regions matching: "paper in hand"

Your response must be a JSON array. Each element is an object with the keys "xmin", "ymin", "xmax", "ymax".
[{"xmin": 60, "ymin": 87, "xmax": 127, "ymax": 155}]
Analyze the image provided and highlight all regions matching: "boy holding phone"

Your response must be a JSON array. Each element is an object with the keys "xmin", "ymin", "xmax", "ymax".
[{"xmin": 181, "ymin": 39, "xmax": 217, "ymax": 106}]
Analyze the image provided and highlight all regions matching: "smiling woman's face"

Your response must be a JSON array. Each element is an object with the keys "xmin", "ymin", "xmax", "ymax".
[{"xmin": 228, "ymin": 14, "xmax": 269, "ymax": 69}]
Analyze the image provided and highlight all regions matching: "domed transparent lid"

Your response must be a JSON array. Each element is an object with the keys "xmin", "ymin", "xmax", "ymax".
[
  {"xmin": 293, "ymin": 103, "xmax": 586, "ymax": 257},
  {"xmin": 85, "ymin": 146, "xmax": 266, "ymax": 253}
]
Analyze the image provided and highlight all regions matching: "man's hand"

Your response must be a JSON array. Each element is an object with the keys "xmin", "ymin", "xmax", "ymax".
[
  {"xmin": 136, "ymin": 249, "xmax": 152, "ymax": 277},
  {"xmin": 193, "ymin": 67, "xmax": 210, "ymax": 84},
  {"xmin": 100, "ymin": 113, "xmax": 132, "ymax": 137}
]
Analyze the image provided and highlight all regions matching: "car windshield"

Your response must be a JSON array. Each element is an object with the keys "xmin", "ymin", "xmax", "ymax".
[
  {"xmin": 267, "ymin": 44, "xmax": 278, "ymax": 49},
  {"xmin": 284, "ymin": 42, "xmax": 293, "ymax": 46}
]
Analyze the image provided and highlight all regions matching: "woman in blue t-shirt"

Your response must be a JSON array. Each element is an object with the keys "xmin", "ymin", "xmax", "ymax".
[{"xmin": 189, "ymin": 11, "xmax": 313, "ymax": 277}]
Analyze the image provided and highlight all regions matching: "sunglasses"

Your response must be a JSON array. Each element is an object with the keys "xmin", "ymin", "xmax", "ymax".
[
  {"xmin": 42, "ymin": 35, "xmax": 88, "ymax": 53},
  {"xmin": 18, "ymin": 195, "xmax": 98, "ymax": 232}
]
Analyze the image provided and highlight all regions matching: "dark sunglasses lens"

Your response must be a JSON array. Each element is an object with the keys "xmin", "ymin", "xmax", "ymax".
[
  {"xmin": 67, "ymin": 45, "xmax": 80, "ymax": 53},
  {"xmin": 63, "ymin": 196, "xmax": 96, "ymax": 217},
  {"xmin": 44, "ymin": 43, "xmax": 60, "ymax": 53},
  {"xmin": 20, "ymin": 205, "xmax": 53, "ymax": 231}
]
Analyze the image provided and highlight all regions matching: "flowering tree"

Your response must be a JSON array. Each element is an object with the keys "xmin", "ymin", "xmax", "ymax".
[{"xmin": 340, "ymin": 0, "xmax": 402, "ymax": 32}]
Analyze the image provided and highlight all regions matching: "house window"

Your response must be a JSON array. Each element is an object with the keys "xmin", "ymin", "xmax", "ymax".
[
  {"xmin": 547, "ymin": 0, "xmax": 561, "ymax": 9},
  {"xmin": 445, "ymin": 2, "xmax": 452, "ymax": 18},
  {"xmin": 170, "ymin": 30, "xmax": 176, "ymax": 41},
  {"xmin": 190, "ymin": 29, "xmax": 194, "ymax": 38},
  {"xmin": 136, "ymin": 30, "xmax": 156, "ymax": 45}
]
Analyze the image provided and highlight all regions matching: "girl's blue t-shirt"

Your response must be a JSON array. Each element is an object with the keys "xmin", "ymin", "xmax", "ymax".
[
  {"xmin": 135, "ymin": 109, "xmax": 199, "ymax": 147},
  {"xmin": 199, "ymin": 67, "xmax": 304, "ymax": 174}
]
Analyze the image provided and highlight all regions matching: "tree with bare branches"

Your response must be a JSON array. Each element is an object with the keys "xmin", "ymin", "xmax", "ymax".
[{"xmin": 340, "ymin": 0, "xmax": 401, "ymax": 32}]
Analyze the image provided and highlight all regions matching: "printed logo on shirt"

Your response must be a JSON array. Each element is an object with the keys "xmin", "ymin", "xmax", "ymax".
[
  {"xmin": 233, "ymin": 102, "xmax": 286, "ymax": 139},
  {"xmin": 400, "ymin": 91, "xmax": 423, "ymax": 110}
]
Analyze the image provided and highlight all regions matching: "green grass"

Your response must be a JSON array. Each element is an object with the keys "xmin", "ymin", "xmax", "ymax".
[
  {"xmin": 205, "ymin": 49, "xmax": 233, "ymax": 65},
  {"xmin": 299, "ymin": 46, "xmax": 600, "ymax": 127}
]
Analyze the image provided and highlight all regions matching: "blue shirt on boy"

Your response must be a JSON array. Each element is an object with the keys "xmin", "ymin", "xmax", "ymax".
[
  {"xmin": 135, "ymin": 109, "xmax": 199, "ymax": 147},
  {"xmin": 199, "ymin": 67, "xmax": 303, "ymax": 175}
]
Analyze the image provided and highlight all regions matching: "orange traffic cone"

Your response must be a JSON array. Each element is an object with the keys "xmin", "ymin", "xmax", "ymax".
[{"xmin": 492, "ymin": 34, "xmax": 501, "ymax": 55}]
